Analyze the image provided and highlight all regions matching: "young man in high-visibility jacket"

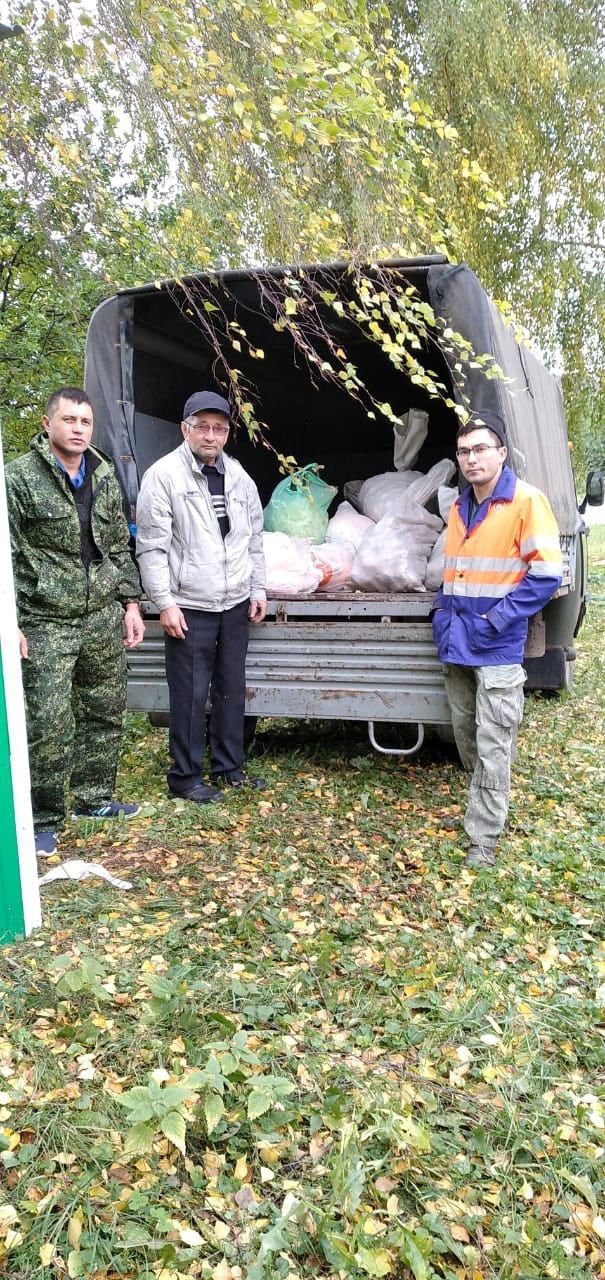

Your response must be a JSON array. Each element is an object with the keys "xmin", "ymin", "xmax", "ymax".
[{"xmin": 432, "ymin": 410, "xmax": 562, "ymax": 868}]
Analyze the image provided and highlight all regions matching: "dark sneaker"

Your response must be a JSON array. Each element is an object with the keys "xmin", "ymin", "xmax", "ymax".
[
  {"xmin": 172, "ymin": 785, "xmax": 223, "ymax": 805},
  {"xmin": 35, "ymin": 830, "xmax": 58, "ymax": 857},
  {"xmin": 216, "ymin": 769, "xmax": 267, "ymax": 791},
  {"xmin": 72, "ymin": 801, "xmax": 140, "ymax": 820},
  {"xmin": 465, "ymin": 844, "xmax": 496, "ymax": 868}
]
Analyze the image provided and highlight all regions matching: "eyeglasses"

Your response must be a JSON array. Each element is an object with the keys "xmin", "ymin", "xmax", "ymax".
[
  {"xmin": 186, "ymin": 423, "xmax": 229, "ymax": 437},
  {"xmin": 456, "ymin": 444, "xmax": 500, "ymax": 459}
]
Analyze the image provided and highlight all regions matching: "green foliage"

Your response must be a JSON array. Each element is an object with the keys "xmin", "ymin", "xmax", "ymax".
[
  {"xmin": 120, "ymin": 1072, "xmax": 202, "ymax": 1154},
  {"xmin": 0, "ymin": 0, "xmax": 502, "ymax": 458},
  {"xmin": 391, "ymin": 0, "xmax": 605, "ymax": 472},
  {"xmin": 0, "ymin": 1, "xmax": 603, "ymax": 465},
  {"xmin": 48, "ymin": 951, "xmax": 109, "ymax": 1000},
  {"xmin": 0, "ymin": 191, "xmax": 102, "ymax": 457}
]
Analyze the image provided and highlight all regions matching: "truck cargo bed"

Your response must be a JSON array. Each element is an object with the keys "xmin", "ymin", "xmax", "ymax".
[{"xmin": 129, "ymin": 593, "xmax": 450, "ymax": 726}]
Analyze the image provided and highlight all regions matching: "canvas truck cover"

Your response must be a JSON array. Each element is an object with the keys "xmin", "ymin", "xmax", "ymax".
[
  {"xmin": 426, "ymin": 263, "xmax": 578, "ymax": 533},
  {"xmin": 85, "ymin": 258, "xmax": 578, "ymax": 535}
]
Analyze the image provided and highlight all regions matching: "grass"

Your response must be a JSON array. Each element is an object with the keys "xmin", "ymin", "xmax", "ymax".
[{"xmin": 1, "ymin": 530, "xmax": 604, "ymax": 1280}]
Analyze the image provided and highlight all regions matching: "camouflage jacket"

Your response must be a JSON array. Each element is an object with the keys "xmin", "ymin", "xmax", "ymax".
[{"xmin": 5, "ymin": 433, "xmax": 141, "ymax": 625}]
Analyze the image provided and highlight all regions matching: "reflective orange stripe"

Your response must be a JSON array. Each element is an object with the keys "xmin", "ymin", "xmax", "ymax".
[{"xmin": 444, "ymin": 481, "xmax": 562, "ymax": 594}]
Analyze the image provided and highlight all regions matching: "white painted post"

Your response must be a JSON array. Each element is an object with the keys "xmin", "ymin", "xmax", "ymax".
[{"xmin": 0, "ymin": 429, "xmax": 41, "ymax": 942}]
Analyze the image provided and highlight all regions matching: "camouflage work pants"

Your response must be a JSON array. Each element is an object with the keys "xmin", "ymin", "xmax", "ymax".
[
  {"xmin": 444, "ymin": 663, "xmax": 526, "ymax": 848},
  {"xmin": 21, "ymin": 604, "xmax": 127, "ymax": 831}
]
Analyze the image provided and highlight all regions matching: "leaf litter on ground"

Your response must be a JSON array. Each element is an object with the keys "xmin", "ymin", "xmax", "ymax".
[{"xmin": 1, "ymin": 530, "xmax": 604, "ymax": 1279}]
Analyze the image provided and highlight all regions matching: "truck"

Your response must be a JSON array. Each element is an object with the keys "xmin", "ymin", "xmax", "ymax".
[{"xmin": 84, "ymin": 255, "xmax": 602, "ymax": 756}]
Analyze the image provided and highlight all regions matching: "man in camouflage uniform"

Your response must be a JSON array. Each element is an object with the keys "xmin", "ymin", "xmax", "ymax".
[{"xmin": 6, "ymin": 387, "xmax": 145, "ymax": 856}]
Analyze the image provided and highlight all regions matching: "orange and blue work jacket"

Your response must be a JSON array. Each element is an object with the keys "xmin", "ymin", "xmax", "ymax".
[{"xmin": 432, "ymin": 466, "xmax": 563, "ymax": 667}]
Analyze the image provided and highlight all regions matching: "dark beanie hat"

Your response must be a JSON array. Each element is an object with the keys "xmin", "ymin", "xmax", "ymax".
[
  {"xmin": 468, "ymin": 408, "xmax": 507, "ymax": 445},
  {"xmin": 183, "ymin": 391, "xmax": 231, "ymax": 421}
]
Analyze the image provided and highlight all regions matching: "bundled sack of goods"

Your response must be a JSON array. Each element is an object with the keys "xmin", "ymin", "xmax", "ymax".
[
  {"xmin": 358, "ymin": 470, "xmax": 423, "ymax": 522},
  {"xmin": 325, "ymin": 500, "xmax": 375, "ymax": 552},
  {"xmin": 311, "ymin": 542, "xmax": 355, "ymax": 591},
  {"xmin": 393, "ymin": 407, "xmax": 429, "ymax": 472},
  {"xmin": 263, "ymin": 532, "xmax": 354, "ymax": 595},
  {"xmin": 358, "ymin": 458, "xmax": 455, "ymax": 522},
  {"xmin": 425, "ymin": 530, "xmax": 447, "ymax": 591},
  {"xmin": 351, "ymin": 505, "xmax": 443, "ymax": 593},
  {"xmin": 424, "ymin": 484, "xmax": 459, "ymax": 590},
  {"xmin": 264, "ymin": 464, "xmax": 337, "ymax": 544},
  {"xmin": 263, "ymin": 532, "xmax": 323, "ymax": 596}
]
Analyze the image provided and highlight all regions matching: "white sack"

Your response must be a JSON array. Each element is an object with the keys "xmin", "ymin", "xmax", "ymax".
[
  {"xmin": 326, "ymin": 500, "xmax": 374, "ymax": 552},
  {"xmin": 393, "ymin": 408, "xmax": 429, "ymax": 471},
  {"xmin": 351, "ymin": 505, "xmax": 443, "ymax": 593},
  {"xmin": 311, "ymin": 542, "xmax": 354, "ymax": 591},
  {"xmin": 424, "ymin": 483, "xmax": 457, "ymax": 588},
  {"xmin": 405, "ymin": 458, "xmax": 456, "ymax": 508},
  {"xmin": 437, "ymin": 484, "xmax": 458, "ymax": 522},
  {"xmin": 263, "ymin": 532, "xmax": 323, "ymax": 596},
  {"xmin": 358, "ymin": 470, "xmax": 423, "ymax": 522},
  {"xmin": 425, "ymin": 528, "xmax": 447, "ymax": 591}
]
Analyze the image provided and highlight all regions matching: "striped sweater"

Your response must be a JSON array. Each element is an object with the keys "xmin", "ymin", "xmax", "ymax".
[{"xmin": 432, "ymin": 466, "xmax": 563, "ymax": 666}]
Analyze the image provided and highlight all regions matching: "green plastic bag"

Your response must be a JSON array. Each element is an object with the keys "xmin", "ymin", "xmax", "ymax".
[{"xmin": 264, "ymin": 464, "xmax": 338, "ymax": 544}]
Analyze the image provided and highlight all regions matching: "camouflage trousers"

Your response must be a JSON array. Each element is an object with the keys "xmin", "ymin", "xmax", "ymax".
[
  {"xmin": 444, "ymin": 663, "xmax": 526, "ymax": 848},
  {"xmin": 21, "ymin": 604, "xmax": 127, "ymax": 831}
]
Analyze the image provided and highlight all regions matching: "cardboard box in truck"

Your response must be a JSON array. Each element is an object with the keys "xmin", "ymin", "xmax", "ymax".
[{"xmin": 85, "ymin": 256, "xmax": 598, "ymax": 755}]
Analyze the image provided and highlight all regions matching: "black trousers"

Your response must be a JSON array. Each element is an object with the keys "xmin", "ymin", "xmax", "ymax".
[{"xmin": 164, "ymin": 600, "xmax": 250, "ymax": 794}]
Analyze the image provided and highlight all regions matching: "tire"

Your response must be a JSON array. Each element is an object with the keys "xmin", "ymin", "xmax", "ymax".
[{"xmin": 149, "ymin": 711, "xmax": 170, "ymax": 728}]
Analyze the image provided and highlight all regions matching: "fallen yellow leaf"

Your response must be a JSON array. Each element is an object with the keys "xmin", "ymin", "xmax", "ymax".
[{"xmin": 67, "ymin": 1209, "xmax": 84, "ymax": 1248}]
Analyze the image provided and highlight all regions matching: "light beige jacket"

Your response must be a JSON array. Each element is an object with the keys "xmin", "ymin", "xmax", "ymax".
[{"xmin": 136, "ymin": 443, "xmax": 265, "ymax": 612}]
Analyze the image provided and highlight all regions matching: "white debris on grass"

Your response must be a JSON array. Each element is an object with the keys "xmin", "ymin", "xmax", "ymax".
[{"xmin": 38, "ymin": 859, "xmax": 133, "ymax": 891}]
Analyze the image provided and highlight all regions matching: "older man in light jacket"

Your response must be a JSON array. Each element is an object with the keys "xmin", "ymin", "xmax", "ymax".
[{"xmin": 136, "ymin": 391, "xmax": 267, "ymax": 803}]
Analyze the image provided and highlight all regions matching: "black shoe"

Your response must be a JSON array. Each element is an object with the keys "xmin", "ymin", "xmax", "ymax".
[
  {"xmin": 171, "ymin": 785, "xmax": 223, "ymax": 805},
  {"xmin": 72, "ymin": 800, "xmax": 140, "ymax": 820},
  {"xmin": 215, "ymin": 769, "xmax": 267, "ymax": 791}
]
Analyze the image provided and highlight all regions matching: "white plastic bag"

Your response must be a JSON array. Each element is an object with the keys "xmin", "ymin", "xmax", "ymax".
[
  {"xmin": 38, "ymin": 860, "xmax": 133, "ymax": 891},
  {"xmin": 326, "ymin": 501, "xmax": 374, "ymax": 552},
  {"xmin": 263, "ymin": 532, "xmax": 323, "ymax": 596},
  {"xmin": 437, "ymin": 484, "xmax": 458, "ymax": 522},
  {"xmin": 311, "ymin": 542, "xmax": 354, "ymax": 591},
  {"xmin": 425, "ymin": 528, "xmax": 447, "ymax": 591},
  {"xmin": 351, "ymin": 506, "xmax": 443, "ymax": 593},
  {"xmin": 405, "ymin": 458, "xmax": 456, "ymax": 508},
  {"xmin": 358, "ymin": 470, "xmax": 423, "ymax": 522},
  {"xmin": 393, "ymin": 408, "xmax": 429, "ymax": 471}
]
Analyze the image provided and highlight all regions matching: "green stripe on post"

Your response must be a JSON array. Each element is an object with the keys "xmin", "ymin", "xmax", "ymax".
[{"xmin": 0, "ymin": 657, "xmax": 26, "ymax": 943}]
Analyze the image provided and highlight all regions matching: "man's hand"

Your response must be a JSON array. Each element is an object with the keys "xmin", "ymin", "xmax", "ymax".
[
  {"xmin": 249, "ymin": 598, "xmax": 267, "ymax": 623},
  {"xmin": 123, "ymin": 603, "xmax": 146, "ymax": 649},
  {"xmin": 18, "ymin": 629, "xmax": 29, "ymax": 660},
  {"xmin": 160, "ymin": 605, "xmax": 189, "ymax": 639}
]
